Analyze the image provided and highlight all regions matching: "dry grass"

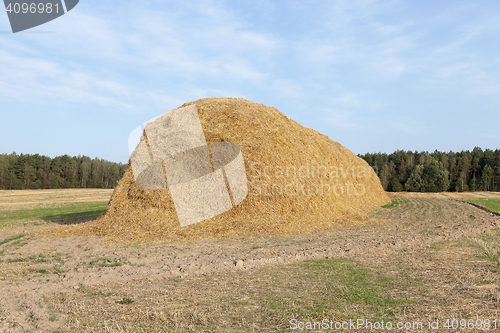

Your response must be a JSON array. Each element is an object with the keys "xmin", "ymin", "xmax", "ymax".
[
  {"xmin": 43, "ymin": 235, "xmax": 500, "ymax": 332},
  {"xmin": 1, "ymin": 190, "xmax": 500, "ymax": 332},
  {"xmin": 45, "ymin": 257, "xmax": 420, "ymax": 332},
  {"xmin": 0, "ymin": 189, "xmax": 113, "ymax": 211},
  {"xmin": 470, "ymin": 236, "xmax": 500, "ymax": 266}
]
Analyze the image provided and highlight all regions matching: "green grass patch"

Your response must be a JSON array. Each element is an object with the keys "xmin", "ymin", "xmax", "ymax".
[
  {"xmin": 429, "ymin": 242, "xmax": 445, "ymax": 251},
  {"xmin": 0, "ymin": 235, "xmax": 30, "ymax": 256},
  {"xmin": 7, "ymin": 253, "xmax": 54, "ymax": 264},
  {"xmin": 0, "ymin": 234, "xmax": 25, "ymax": 246},
  {"xmin": 88, "ymin": 257, "xmax": 126, "ymax": 268},
  {"xmin": 34, "ymin": 268, "xmax": 49, "ymax": 274},
  {"xmin": 481, "ymin": 280, "xmax": 499, "ymax": 285},
  {"xmin": 463, "ymin": 198, "xmax": 500, "ymax": 214},
  {"xmin": 300, "ymin": 258, "xmax": 412, "ymax": 307},
  {"xmin": 0, "ymin": 201, "xmax": 107, "ymax": 226},
  {"xmin": 469, "ymin": 230, "xmax": 500, "ymax": 265},
  {"xmin": 117, "ymin": 298, "xmax": 134, "ymax": 305},
  {"xmin": 244, "ymin": 257, "xmax": 420, "ymax": 326},
  {"xmin": 98, "ymin": 291, "xmax": 114, "ymax": 297},
  {"xmin": 49, "ymin": 311, "xmax": 58, "ymax": 322},
  {"xmin": 382, "ymin": 200, "xmax": 398, "ymax": 209}
]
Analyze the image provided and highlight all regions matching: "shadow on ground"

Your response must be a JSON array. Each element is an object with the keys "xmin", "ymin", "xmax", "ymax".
[{"xmin": 41, "ymin": 211, "xmax": 104, "ymax": 225}]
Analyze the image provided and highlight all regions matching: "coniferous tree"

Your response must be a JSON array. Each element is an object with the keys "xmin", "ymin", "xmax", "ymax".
[
  {"xmin": 0, "ymin": 153, "xmax": 126, "ymax": 190},
  {"xmin": 358, "ymin": 148, "xmax": 499, "ymax": 192},
  {"xmin": 405, "ymin": 165, "xmax": 424, "ymax": 192},
  {"xmin": 481, "ymin": 164, "xmax": 494, "ymax": 191}
]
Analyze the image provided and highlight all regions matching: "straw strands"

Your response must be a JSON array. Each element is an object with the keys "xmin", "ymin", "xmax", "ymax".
[{"xmin": 33, "ymin": 98, "xmax": 389, "ymax": 244}]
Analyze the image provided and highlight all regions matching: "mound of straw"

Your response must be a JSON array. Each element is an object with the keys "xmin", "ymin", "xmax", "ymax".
[{"xmin": 34, "ymin": 98, "xmax": 389, "ymax": 244}]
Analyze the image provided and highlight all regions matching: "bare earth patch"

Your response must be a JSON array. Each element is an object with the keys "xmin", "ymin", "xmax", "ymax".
[{"xmin": 0, "ymin": 190, "xmax": 499, "ymax": 332}]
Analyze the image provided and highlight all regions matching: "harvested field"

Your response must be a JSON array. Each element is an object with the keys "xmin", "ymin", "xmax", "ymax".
[
  {"xmin": 0, "ymin": 189, "xmax": 113, "ymax": 211},
  {"xmin": 34, "ymin": 98, "xmax": 389, "ymax": 244},
  {"xmin": 0, "ymin": 189, "xmax": 112, "ymax": 231},
  {"xmin": 389, "ymin": 191, "xmax": 500, "ymax": 200},
  {"xmin": 1, "ymin": 190, "xmax": 499, "ymax": 332}
]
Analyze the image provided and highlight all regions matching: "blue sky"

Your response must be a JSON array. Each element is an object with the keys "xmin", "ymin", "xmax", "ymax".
[{"xmin": 1, "ymin": 0, "xmax": 500, "ymax": 164}]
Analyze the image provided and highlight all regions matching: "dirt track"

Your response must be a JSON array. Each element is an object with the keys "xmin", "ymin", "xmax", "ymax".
[{"xmin": 0, "ymin": 192, "xmax": 499, "ymax": 332}]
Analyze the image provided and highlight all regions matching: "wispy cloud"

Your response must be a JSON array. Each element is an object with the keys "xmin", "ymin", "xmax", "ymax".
[
  {"xmin": 1, "ymin": 0, "xmax": 500, "ymax": 162},
  {"xmin": 330, "ymin": 93, "xmax": 361, "ymax": 107},
  {"xmin": 391, "ymin": 122, "xmax": 427, "ymax": 135},
  {"xmin": 0, "ymin": 0, "xmax": 278, "ymax": 111},
  {"xmin": 272, "ymin": 79, "xmax": 303, "ymax": 99},
  {"xmin": 294, "ymin": 0, "xmax": 417, "ymax": 80},
  {"xmin": 323, "ymin": 109, "xmax": 363, "ymax": 129}
]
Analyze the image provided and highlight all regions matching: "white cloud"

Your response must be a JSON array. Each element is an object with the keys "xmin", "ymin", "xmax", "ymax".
[
  {"xmin": 0, "ymin": 49, "xmax": 136, "ymax": 108},
  {"xmin": 432, "ymin": 61, "xmax": 500, "ymax": 102},
  {"xmin": 272, "ymin": 79, "xmax": 303, "ymax": 99},
  {"xmin": 434, "ymin": 24, "xmax": 483, "ymax": 54},
  {"xmin": 0, "ymin": 0, "xmax": 279, "ymax": 112},
  {"xmin": 330, "ymin": 93, "xmax": 360, "ymax": 107},
  {"xmin": 435, "ymin": 63, "xmax": 473, "ymax": 78},
  {"xmin": 2, "ymin": 0, "xmax": 500, "ymax": 163},
  {"xmin": 295, "ymin": 1, "xmax": 417, "ymax": 80},
  {"xmin": 323, "ymin": 109, "xmax": 363, "ymax": 129},
  {"xmin": 389, "ymin": 115, "xmax": 432, "ymax": 136}
]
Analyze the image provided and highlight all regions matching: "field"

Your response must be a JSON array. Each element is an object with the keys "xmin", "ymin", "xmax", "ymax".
[{"xmin": 0, "ymin": 190, "xmax": 499, "ymax": 332}]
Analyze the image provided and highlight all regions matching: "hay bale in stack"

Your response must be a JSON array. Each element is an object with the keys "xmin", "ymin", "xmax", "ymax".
[{"xmin": 37, "ymin": 98, "xmax": 389, "ymax": 244}]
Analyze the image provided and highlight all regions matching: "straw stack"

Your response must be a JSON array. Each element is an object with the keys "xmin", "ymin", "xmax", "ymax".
[{"xmin": 37, "ymin": 98, "xmax": 389, "ymax": 244}]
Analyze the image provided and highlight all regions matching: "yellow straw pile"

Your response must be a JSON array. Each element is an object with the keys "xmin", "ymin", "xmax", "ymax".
[{"xmin": 34, "ymin": 98, "xmax": 389, "ymax": 244}]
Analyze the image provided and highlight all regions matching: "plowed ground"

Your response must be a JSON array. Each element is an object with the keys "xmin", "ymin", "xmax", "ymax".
[{"xmin": 0, "ymin": 191, "xmax": 499, "ymax": 332}]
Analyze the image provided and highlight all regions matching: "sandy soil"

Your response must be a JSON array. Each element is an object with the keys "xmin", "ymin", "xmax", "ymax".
[{"xmin": 0, "ymin": 192, "xmax": 499, "ymax": 332}]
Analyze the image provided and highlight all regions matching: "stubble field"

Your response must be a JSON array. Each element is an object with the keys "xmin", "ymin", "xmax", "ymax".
[{"xmin": 0, "ymin": 189, "xmax": 499, "ymax": 332}]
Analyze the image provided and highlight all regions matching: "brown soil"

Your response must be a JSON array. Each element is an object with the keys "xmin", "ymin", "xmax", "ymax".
[{"xmin": 1, "ymin": 191, "xmax": 499, "ymax": 331}]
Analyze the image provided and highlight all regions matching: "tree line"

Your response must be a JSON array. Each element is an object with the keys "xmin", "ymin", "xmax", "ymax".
[
  {"xmin": 0, "ymin": 153, "xmax": 127, "ymax": 190},
  {"xmin": 359, "ymin": 147, "xmax": 500, "ymax": 192},
  {"xmin": 2, "ymin": 148, "xmax": 499, "ymax": 192}
]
